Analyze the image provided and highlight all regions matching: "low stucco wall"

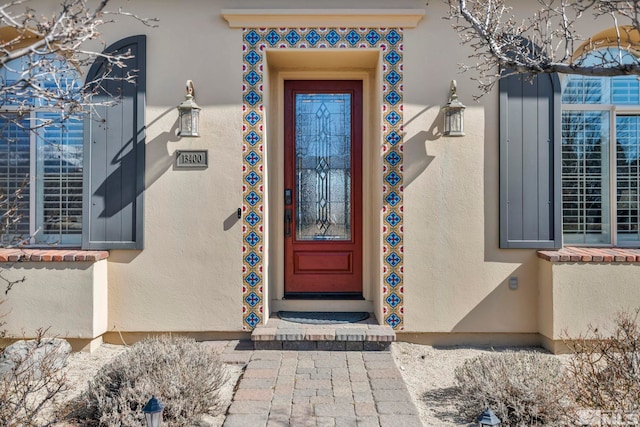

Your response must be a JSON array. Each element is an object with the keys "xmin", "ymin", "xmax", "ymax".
[
  {"xmin": 539, "ymin": 260, "xmax": 640, "ymax": 343},
  {"xmin": 2, "ymin": 260, "xmax": 108, "ymax": 341},
  {"xmin": 6, "ymin": 0, "xmax": 630, "ymax": 343}
]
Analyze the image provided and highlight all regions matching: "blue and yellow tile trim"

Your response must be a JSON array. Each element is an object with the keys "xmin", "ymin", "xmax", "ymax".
[{"xmin": 241, "ymin": 27, "xmax": 405, "ymax": 330}]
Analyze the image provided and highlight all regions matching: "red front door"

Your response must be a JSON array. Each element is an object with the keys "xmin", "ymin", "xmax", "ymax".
[{"xmin": 284, "ymin": 80, "xmax": 363, "ymax": 297}]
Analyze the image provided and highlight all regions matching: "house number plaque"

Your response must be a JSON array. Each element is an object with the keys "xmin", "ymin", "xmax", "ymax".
[{"xmin": 176, "ymin": 150, "xmax": 208, "ymax": 169}]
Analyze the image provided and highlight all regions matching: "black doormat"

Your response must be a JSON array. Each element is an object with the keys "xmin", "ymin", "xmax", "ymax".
[{"xmin": 277, "ymin": 311, "xmax": 370, "ymax": 325}]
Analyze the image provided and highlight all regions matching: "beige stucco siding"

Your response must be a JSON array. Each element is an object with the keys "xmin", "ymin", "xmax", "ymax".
[
  {"xmin": 3, "ymin": 261, "xmax": 107, "ymax": 339},
  {"xmin": 401, "ymin": 1, "xmax": 539, "ymax": 333},
  {"xmin": 7, "ymin": 0, "xmax": 640, "ymax": 344},
  {"xmin": 107, "ymin": 103, "xmax": 243, "ymax": 332},
  {"xmin": 97, "ymin": 1, "xmax": 244, "ymax": 332},
  {"xmin": 540, "ymin": 261, "xmax": 640, "ymax": 340},
  {"xmin": 100, "ymin": 0, "xmax": 416, "ymax": 332},
  {"xmin": 537, "ymin": 259, "xmax": 554, "ymax": 340}
]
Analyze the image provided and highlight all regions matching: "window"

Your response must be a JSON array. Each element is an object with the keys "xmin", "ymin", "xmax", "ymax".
[
  {"xmin": 0, "ymin": 35, "xmax": 145, "ymax": 250},
  {"xmin": 0, "ymin": 55, "xmax": 83, "ymax": 246},
  {"xmin": 562, "ymin": 48, "xmax": 640, "ymax": 246}
]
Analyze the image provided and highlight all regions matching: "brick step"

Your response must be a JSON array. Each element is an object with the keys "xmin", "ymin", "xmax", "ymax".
[{"xmin": 251, "ymin": 314, "xmax": 395, "ymax": 351}]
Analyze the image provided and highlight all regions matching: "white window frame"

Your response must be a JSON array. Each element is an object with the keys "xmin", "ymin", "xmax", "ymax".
[{"xmin": 561, "ymin": 95, "xmax": 640, "ymax": 246}]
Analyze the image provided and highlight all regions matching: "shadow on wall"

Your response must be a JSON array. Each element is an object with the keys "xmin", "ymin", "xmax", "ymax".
[
  {"xmin": 452, "ymin": 260, "xmax": 538, "ymax": 334},
  {"xmin": 223, "ymin": 210, "xmax": 240, "ymax": 231},
  {"xmin": 145, "ymin": 107, "xmax": 181, "ymax": 189},
  {"xmin": 91, "ymin": 106, "xmax": 178, "ymax": 220},
  {"xmin": 403, "ymin": 105, "xmax": 441, "ymax": 187},
  {"xmin": 91, "ymin": 107, "xmax": 178, "ymax": 266}
]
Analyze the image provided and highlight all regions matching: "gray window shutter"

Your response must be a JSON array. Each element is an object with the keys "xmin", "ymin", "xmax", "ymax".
[
  {"xmin": 83, "ymin": 35, "xmax": 146, "ymax": 250},
  {"xmin": 499, "ymin": 72, "xmax": 561, "ymax": 249}
]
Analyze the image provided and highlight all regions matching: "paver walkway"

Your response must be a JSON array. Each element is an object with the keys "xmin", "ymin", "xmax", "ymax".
[{"xmin": 222, "ymin": 349, "xmax": 423, "ymax": 427}]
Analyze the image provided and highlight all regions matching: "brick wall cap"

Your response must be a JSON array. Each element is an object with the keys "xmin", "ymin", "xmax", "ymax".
[
  {"xmin": 0, "ymin": 249, "xmax": 109, "ymax": 262},
  {"xmin": 538, "ymin": 247, "xmax": 640, "ymax": 263}
]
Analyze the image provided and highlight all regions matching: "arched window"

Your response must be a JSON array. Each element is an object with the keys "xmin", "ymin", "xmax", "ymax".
[
  {"xmin": 0, "ymin": 54, "xmax": 83, "ymax": 246},
  {"xmin": 562, "ymin": 48, "xmax": 640, "ymax": 245}
]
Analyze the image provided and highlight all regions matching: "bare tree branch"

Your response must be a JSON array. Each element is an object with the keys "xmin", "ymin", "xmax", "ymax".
[
  {"xmin": 0, "ymin": 0, "xmax": 157, "ymax": 247},
  {"xmin": 0, "ymin": 0, "xmax": 158, "ymax": 114},
  {"xmin": 446, "ymin": 0, "xmax": 640, "ymax": 96}
]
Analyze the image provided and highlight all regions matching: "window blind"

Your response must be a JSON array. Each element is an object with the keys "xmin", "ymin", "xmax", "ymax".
[
  {"xmin": 616, "ymin": 115, "xmax": 640, "ymax": 242},
  {"xmin": 0, "ymin": 114, "xmax": 31, "ymax": 245},
  {"xmin": 561, "ymin": 110, "xmax": 610, "ymax": 244},
  {"xmin": 36, "ymin": 112, "xmax": 83, "ymax": 243}
]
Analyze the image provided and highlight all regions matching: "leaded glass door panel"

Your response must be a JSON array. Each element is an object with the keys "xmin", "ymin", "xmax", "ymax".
[{"xmin": 284, "ymin": 81, "xmax": 363, "ymax": 296}]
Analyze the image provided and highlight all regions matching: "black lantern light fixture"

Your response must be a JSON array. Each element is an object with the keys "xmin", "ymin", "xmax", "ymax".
[
  {"xmin": 142, "ymin": 395, "xmax": 164, "ymax": 427},
  {"xmin": 178, "ymin": 80, "xmax": 201, "ymax": 137},
  {"xmin": 477, "ymin": 407, "xmax": 501, "ymax": 426},
  {"xmin": 443, "ymin": 79, "xmax": 466, "ymax": 137}
]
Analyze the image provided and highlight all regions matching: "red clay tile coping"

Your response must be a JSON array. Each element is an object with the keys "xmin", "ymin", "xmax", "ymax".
[
  {"xmin": 0, "ymin": 249, "xmax": 109, "ymax": 262},
  {"xmin": 538, "ymin": 247, "xmax": 640, "ymax": 263}
]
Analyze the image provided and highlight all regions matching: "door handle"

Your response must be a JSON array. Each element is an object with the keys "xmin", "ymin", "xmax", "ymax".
[{"xmin": 285, "ymin": 208, "xmax": 292, "ymax": 237}]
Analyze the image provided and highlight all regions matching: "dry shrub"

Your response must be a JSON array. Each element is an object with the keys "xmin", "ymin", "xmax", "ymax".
[
  {"xmin": 0, "ymin": 332, "xmax": 69, "ymax": 426},
  {"xmin": 455, "ymin": 351, "xmax": 574, "ymax": 426},
  {"xmin": 67, "ymin": 336, "xmax": 228, "ymax": 426},
  {"xmin": 565, "ymin": 309, "xmax": 640, "ymax": 415}
]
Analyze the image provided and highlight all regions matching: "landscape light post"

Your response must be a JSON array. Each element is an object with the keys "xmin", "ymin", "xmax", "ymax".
[
  {"xmin": 142, "ymin": 395, "xmax": 164, "ymax": 427},
  {"xmin": 477, "ymin": 407, "xmax": 501, "ymax": 426}
]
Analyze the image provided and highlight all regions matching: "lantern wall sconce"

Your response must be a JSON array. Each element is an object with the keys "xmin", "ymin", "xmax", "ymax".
[
  {"xmin": 178, "ymin": 80, "xmax": 201, "ymax": 137},
  {"xmin": 442, "ymin": 80, "xmax": 466, "ymax": 137}
]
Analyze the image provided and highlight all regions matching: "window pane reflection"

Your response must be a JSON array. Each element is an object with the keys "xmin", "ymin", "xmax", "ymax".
[{"xmin": 295, "ymin": 93, "xmax": 351, "ymax": 241}]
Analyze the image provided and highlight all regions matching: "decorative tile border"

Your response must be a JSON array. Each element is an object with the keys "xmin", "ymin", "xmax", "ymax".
[{"xmin": 241, "ymin": 27, "xmax": 404, "ymax": 330}]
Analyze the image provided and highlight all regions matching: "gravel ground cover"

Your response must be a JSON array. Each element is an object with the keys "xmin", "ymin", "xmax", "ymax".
[
  {"xmin": 391, "ymin": 342, "xmax": 561, "ymax": 426},
  {"xmin": 57, "ymin": 341, "xmax": 553, "ymax": 426}
]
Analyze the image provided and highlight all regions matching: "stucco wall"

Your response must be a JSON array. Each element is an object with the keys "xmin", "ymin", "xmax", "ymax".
[
  {"xmin": 101, "ymin": 2, "xmax": 245, "ymax": 332},
  {"xmin": 112, "ymin": 0, "xmax": 544, "ymax": 335},
  {"xmin": 540, "ymin": 261, "xmax": 640, "ymax": 341},
  {"xmin": 3, "ymin": 260, "xmax": 107, "ymax": 339},
  {"xmin": 402, "ymin": 0, "xmax": 540, "ymax": 333},
  {"xmin": 401, "ymin": 1, "xmax": 635, "ymax": 336},
  {"xmin": 538, "ymin": 259, "xmax": 554, "ymax": 340},
  {"xmin": 100, "ymin": 0, "xmax": 421, "ymax": 333},
  {"xmin": 9, "ymin": 0, "xmax": 638, "ymax": 340}
]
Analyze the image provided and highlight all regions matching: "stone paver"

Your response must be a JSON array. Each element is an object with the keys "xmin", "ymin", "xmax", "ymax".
[
  {"xmin": 212, "ymin": 339, "xmax": 253, "ymax": 365},
  {"xmin": 222, "ymin": 349, "xmax": 423, "ymax": 426}
]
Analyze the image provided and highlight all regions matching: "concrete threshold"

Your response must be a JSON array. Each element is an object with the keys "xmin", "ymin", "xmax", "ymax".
[{"xmin": 251, "ymin": 313, "xmax": 396, "ymax": 351}]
